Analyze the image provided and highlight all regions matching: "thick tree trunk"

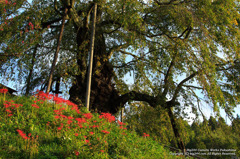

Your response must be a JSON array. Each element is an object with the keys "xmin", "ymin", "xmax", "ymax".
[
  {"xmin": 69, "ymin": 20, "xmax": 119, "ymax": 113},
  {"xmin": 167, "ymin": 107, "xmax": 185, "ymax": 154}
]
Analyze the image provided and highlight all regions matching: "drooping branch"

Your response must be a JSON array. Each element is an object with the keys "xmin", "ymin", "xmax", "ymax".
[
  {"xmin": 119, "ymin": 50, "xmax": 138, "ymax": 58},
  {"xmin": 54, "ymin": 0, "xmax": 63, "ymax": 16},
  {"xmin": 184, "ymin": 26, "xmax": 192, "ymax": 40},
  {"xmin": 26, "ymin": 44, "xmax": 39, "ymax": 95},
  {"xmin": 117, "ymin": 91, "xmax": 157, "ymax": 109},
  {"xmin": 177, "ymin": 26, "xmax": 192, "ymax": 40},
  {"xmin": 182, "ymin": 84, "xmax": 203, "ymax": 90},
  {"xmin": 46, "ymin": 8, "xmax": 68, "ymax": 93},
  {"xmin": 107, "ymin": 43, "xmax": 129, "ymax": 59},
  {"xmin": 41, "ymin": 18, "xmax": 62, "ymax": 29},
  {"xmin": 171, "ymin": 71, "xmax": 200, "ymax": 102},
  {"xmin": 69, "ymin": 6, "xmax": 83, "ymax": 27},
  {"xmin": 154, "ymin": 0, "xmax": 189, "ymax": 6},
  {"xmin": 162, "ymin": 52, "xmax": 178, "ymax": 97}
]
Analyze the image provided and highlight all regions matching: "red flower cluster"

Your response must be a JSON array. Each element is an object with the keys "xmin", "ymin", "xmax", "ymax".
[
  {"xmin": 3, "ymin": 101, "xmax": 23, "ymax": 117},
  {"xmin": 34, "ymin": 90, "xmax": 53, "ymax": 101},
  {"xmin": 53, "ymin": 96, "xmax": 66, "ymax": 104},
  {"xmin": 75, "ymin": 118, "xmax": 86, "ymax": 124},
  {"xmin": 101, "ymin": 130, "xmax": 110, "ymax": 134},
  {"xmin": 99, "ymin": 113, "xmax": 115, "ymax": 122},
  {"xmin": 117, "ymin": 120, "xmax": 126, "ymax": 126},
  {"xmin": 32, "ymin": 104, "xmax": 39, "ymax": 109},
  {"xmin": 0, "ymin": 88, "xmax": 8, "ymax": 93},
  {"xmin": 75, "ymin": 151, "xmax": 79, "ymax": 156},
  {"xmin": 34, "ymin": 90, "xmax": 80, "ymax": 114},
  {"xmin": 28, "ymin": 22, "xmax": 34, "ymax": 30},
  {"xmin": 119, "ymin": 126, "xmax": 127, "ymax": 130},
  {"xmin": 143, "ymin": 133, "xmax": 149, "ymax": 137},
  {"xmin": 17, "ymin": 129, "xmax": 29, "ymax": 140},
  {"xmin": 83, "ymin": 113, "xmax": 93, "ymax": 120}
]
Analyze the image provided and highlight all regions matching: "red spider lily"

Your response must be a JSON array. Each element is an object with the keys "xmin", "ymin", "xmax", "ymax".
[
  {"xmin": 101, "ymin": 130, "xmax": 110, "ymax": 134},
  {"xmin": 119, "ymin": 126, "xmax": 127, "ymax": 130},
  {"xmin": 16, "ymin": 129, "xmax": 29, "ymax": 140},
  {"xmin": 34, "ymin": 91, "xmax": 52, "ymax": 101},
  {"xmin": 67, "ymin": 116, "xmax": 74, "ymax": 120},
  {"xmin": 100, "ymin": 150, "xmax": 104, "ymax": 153},
  {"xmin": 67, "ymin": 120, "xmax": 73, "ymax": 125},
  {"xmin": 32, "ymin": 104, "xmax": 39, "ymax": 109},
  {"xmin": 28, "ymin": 22, "xmax": 34, "ymax": 30},
  {"xmin": 13, "ymin": 103, "xmax": 23, "ymax": 108},
  {"xmin": 0, "ymin": 88, "xmax": 8, "ymax": 93},
  {"xmin": 143, "ymin": 133, "xmax": 149, "ymax": 137},
  {"xmin": 118, "ymin": 120, "xmax": 126, "ymax": 126},
  {"xmin": 83, "ymin": 113, "xmax": 93, "ymax": 120},
  {"xmin": 4, "ymin": 103, "xmax": 11, "ymax": 108},
  {"xmin": 75, "ymin": 151, "xmax": 79, "ymax": 156},
  {"xmin": 65, "ymin": 100, "xmax": 77, "ymax": 107},
  {"xmin": 8, "ymin": 114, "xmax": 13, "ymax": 117},
  {"xmin": 75, "ymin": 133, "xmax": 79, "ymax": 137},
  {"xmin": 60, "ymin": 114, "xmax": 67, "ymax": 119},
  {"xmin": 99, "ymin": 113, "xmax": 115, "ymax": 122},
  {"xmin": 85, "ymin": 140, "xmax": 90, "ymax": 143},
  {"xmin": 53, "ymin": 96, "xmax": 66, "ymax": 104},
  {"xmin": 91, "ymin": 125, "xmax": 99, "ymax": 128},
  {"xmin": 89, "ymin": 132, "xmax": 94, "ymax": 135},
  {"xmin": 5, "ymin": 109, "xmax": 12, "ymax": 113}
]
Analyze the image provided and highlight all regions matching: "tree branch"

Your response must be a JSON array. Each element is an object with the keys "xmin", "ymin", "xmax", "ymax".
[
  {"xmin": 119, "ymin": 50, "xmax": 138, "ymax": 58},
  {"xmin": 107, "ymin": 43, "xmax": 129, "ymax": 59},
  {"xmin": 154, "ymin": 0, "xmax": 189, "ymax": 6},
  {"xmin": 162, "ymin": 52, "xmax": 178, "ymax": 97},
  {"xmin": 117, "ymin": 91, "xmax": 157, "ymax": 108},
  {"xmin": 171, "ymin": 71, "xmax": 200, "ymax": 102},
  {"xmin": 41, "ymin": 18, "xmax": 62, "ymax": 29},
  {"xmin": 182, "ymin": 84, "xmax": 203, "ymax": 90}
]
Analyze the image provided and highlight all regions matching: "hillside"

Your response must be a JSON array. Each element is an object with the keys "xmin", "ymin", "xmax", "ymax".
[{"xmin": 0, "ymin": 89, "xmax": 180, "ymax": 159}]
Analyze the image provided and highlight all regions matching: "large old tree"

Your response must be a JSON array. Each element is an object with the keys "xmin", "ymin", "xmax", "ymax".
[{"xmin": 1, "ymin": 0, "xmax": 240, "ymax": 151}]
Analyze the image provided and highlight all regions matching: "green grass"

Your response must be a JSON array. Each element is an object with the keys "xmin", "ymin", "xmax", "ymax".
[{"xmin": 0, "ymin": 91, "xmax": 180, "ymax": 159}]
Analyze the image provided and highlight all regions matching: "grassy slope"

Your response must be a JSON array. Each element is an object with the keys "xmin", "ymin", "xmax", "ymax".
[{"xmin": 0, "ymin": 92, "xmax": 180, "ymax": 159}]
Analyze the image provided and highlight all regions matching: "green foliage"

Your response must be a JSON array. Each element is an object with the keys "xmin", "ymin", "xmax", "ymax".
[
  {"xmin": 125, "ymin": 103, "xmax": 175, "ymax": 145},
  {"xmin": 1, "ymin": 0, "xmax": 239, "ymax": 118},
  {"xmin": 124, "ymin": 102, "xmax": 193, "ymax": 149},
  {"xmin": 125, "ymin": 102, "xmax": 240, "ymax": 159},
  {"xmin": 0, "ymin": 92, "xmax": 177, "ymax": 159},
  {"xmin": 186, "ymin": 117, "xmax": 240, "ymax": 159}
]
